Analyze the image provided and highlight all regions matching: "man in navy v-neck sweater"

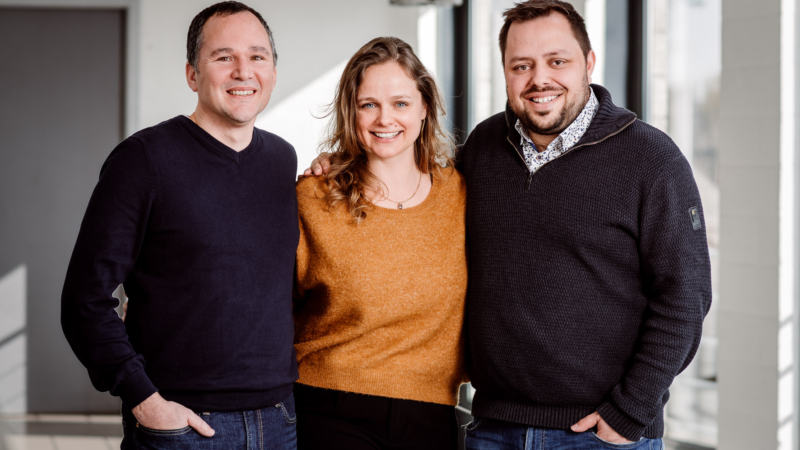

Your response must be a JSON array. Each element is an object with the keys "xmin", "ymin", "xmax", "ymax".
[{"xmin": 61, "ymin": 3, "xmax": 299, "ymax": 448}]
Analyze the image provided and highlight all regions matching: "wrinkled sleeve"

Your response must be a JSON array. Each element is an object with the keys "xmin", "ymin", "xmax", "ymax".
[
  {"xmin": 61, "ymin": 137, "xmax": 158, "ymax": 408},
  {"xmin": 597, "ymin": 154, "xmax": 712, "ymax": 440},
  {"xmin": 293, "ymin": 180, "xmax": 315, "ymax": 311}
]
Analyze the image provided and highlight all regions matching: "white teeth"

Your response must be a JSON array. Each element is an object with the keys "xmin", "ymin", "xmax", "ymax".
[
  {"xmin": 375, "ymin": 131, "xmax": 401, "ymax": 138},
  {"xmin": 531, "ymin": 95, "xmax": 559, "ymax": 103},
  {"xmin": 229, "ymin": 90, "xmax": 254, "ymax": 96}
]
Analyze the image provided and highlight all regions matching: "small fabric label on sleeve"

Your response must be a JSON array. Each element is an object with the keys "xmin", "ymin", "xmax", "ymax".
[{"xmin": 689, "ymin": 206, "xmax": 702, "ymax": 231}]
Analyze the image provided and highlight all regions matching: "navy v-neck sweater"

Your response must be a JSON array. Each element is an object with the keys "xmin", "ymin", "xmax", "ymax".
[
  {"xmin": 62, "ymin": 116, "xmax": 300, "ymax": 411},
  {"xmin": 459, "ymin": 85, "xmax": 712, "ymax": 441}
]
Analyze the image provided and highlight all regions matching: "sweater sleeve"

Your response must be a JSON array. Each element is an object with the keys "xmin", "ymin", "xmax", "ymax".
[
  {"xmin": 293, "ymin": 178, "xmax": 317, "ymax": 309},
  {"xmin": 60, "ymin": 137, "xmax": 158, "ymax": 408},
  {"xmin": 596, "ymin": 154, "xmax": 712, "ymax": 440}
]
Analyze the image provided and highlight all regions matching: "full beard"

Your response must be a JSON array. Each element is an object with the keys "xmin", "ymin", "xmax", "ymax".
[{"xmin": 512, "ymin": 83, "xmax": 591, "ymax": 137}]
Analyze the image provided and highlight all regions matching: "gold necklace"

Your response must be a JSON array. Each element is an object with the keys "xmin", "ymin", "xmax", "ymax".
[{"xmin": 384, "ymin": 172, "xmax": 422, "ymax": 210}]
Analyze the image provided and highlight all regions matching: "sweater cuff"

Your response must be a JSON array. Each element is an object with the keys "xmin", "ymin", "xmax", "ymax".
[
  {"xmin": 596, "ymin": 401, "xmax": 646, "ymax": 442},
  {"xmin": 114, "ymin": 369, "xmax": 158, "ymax": 408}
]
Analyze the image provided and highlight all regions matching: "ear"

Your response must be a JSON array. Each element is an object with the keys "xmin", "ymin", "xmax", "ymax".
[
  {"xmin": 186, "ymin": 62, "xmax": 199, "ymax": 93},
  {"xmin": 585, "ymin": 49, "xmax": 597, "ymax": 85}
]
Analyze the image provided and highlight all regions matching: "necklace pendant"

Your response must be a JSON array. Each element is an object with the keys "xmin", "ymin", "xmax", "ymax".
[{"xmin": 398, "ymin": 203, "xmax": 403, "ymax": 210}]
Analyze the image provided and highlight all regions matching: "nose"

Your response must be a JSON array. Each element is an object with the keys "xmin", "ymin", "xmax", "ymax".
[
  {"xmin": 232, "ymin": 58, "xmax": 254, "ymax": 80},
  {"xmin": 529, "ymin": 64, "xmax": 553, "ymax": 91},
  {"xmin": 375, "ymin": 106, "xmax": 395, "ymax": 126}
]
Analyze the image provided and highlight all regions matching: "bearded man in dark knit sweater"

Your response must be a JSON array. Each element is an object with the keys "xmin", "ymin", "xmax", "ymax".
[
  {"xmin": 458, "ymin": 1, "xmax": 712, "ymax": 448},
  {"xmin": 61, "ymin": 3, "xmax": 299, "ymax": 449}
]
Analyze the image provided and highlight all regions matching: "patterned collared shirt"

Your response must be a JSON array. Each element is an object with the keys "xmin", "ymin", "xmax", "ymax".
[{"xmin": 515, "ymin": 87, "xmax": 599, "ymax": 174}]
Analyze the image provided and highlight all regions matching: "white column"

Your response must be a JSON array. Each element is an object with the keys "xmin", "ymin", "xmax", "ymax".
[{"xmin": 718, "ymin": 1, "xmax": 798, "ymax": 449}]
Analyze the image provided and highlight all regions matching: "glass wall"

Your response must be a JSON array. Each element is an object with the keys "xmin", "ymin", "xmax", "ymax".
[{"xmin": 645, "ymin": 0, "xmax": 721, "ymax": 447}]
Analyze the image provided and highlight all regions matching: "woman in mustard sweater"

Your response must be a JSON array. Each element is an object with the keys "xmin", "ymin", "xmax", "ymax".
[{"xmin": 293, "ymin": 37, "xmax": 467, "ymax": 450}]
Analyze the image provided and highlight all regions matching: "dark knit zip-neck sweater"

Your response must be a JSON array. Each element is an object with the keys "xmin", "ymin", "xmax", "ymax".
[{"xmin": 460, "ymin": 84, "xmax": 712, "ymax": 441}]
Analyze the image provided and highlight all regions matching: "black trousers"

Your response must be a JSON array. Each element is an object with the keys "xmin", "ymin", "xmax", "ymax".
[{"xmin": 294, "ymin": 383, "xmax": 458, "ymax": 450}]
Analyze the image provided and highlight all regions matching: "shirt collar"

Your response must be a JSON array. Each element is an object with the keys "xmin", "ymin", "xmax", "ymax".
[{"xmin": 515, "ymin": 87, "xmax": 599, "ymax": 154}]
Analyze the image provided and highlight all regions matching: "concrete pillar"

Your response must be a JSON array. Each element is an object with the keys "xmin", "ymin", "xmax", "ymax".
[{"xmin": 718, "ymin": 1, "xmax": 798, "ymax": 449}]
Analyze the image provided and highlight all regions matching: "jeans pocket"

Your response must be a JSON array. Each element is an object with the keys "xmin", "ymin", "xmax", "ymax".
[
  {"xmin": 588, "ymin": 431, "xmax": 647, "ymax": 449},
  {"xmin": 135, "ymin": 423, "xmax": 194, "ymax": 436},
  {"xmin": 276, "ymin": 394, "xmax": 297, "ymax": 424},
  {"xmin": 464, "ymin": 417, "xmax": 483, "ymax": 433}
]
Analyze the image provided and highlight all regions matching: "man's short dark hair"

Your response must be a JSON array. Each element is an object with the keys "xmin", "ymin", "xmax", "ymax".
[
  {"xmin": 499, "ymin": 0, "xmax": 591, "ymax": 66},
  {"xmin": 187, "ymin": 1, "xmax": 277, "ymax": 71}
]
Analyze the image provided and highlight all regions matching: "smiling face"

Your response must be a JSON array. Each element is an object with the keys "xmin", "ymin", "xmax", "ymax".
[
  {"xmin": 356, "ymin": 62, "xmax": 427, "ymax": 163},
  {"xmin": 186, "ymin": 11, "xmax": 276, "ymax": 129},
  {"xmin": 504, "ymin": 12, "xmax": 595, "ymax": 138}
]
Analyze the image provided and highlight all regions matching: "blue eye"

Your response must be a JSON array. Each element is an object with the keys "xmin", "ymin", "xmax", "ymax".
[
  {"xmin": 396, "ymin": 102, "xmax": 408, "ymax": 107},
  {"xmin": 362, "ymin": 103, "xmax": 376, "ymax": 109}
]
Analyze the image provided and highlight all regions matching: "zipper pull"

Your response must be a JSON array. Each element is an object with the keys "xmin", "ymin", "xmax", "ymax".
[{"xmin": 525, "ymin": 172, "xmax": 533, "ymax": 190}]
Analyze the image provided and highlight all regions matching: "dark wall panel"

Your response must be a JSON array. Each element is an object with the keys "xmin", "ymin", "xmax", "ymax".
[{"xmin": 0, "ymin": 8, "xmax": 124, "ymax": 413}]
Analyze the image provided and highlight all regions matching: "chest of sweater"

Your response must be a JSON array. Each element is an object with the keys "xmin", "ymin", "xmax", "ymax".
[
  {"xmin": 298, "ymin": 205, "xmax": 466, "ymax": 314},
  {"xmin": 142, "ymin": 145, "xmax": 298, "ymax": 265},
  {"xmin": 464, "ymin": 136, "xmax": 653, "ymax": 283},
  {"xmin": 294, "ymin": 172, "xmax": 468, "ymax": 337}
]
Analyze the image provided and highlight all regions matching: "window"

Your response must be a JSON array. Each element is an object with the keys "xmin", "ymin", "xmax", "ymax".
[{"xmin": 645, "ymin": 0, "xmax": 721, "ymax": 447}]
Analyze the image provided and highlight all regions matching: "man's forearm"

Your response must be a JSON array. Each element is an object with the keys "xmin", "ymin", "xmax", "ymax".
[
  {"xmin": 61, "ymin": 238, "xmax": 159, "ymax": 406},
  {"xmin": 597, "ymin": 295, "xmax": 706, "ymax": 440}
]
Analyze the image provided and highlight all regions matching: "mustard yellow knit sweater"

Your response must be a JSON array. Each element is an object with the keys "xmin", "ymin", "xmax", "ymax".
[{"xmin": 294, "ymin": 167, "xmax": 468, "ymax": 406}]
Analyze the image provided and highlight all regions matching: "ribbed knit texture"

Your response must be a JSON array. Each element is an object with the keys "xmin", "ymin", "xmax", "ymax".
[
  {"xmin": 294, "ymin": 167, "xmax": 468, "ymax": 406},
  {"xmin": 459, "ymin": 84, "xmax": 712, "ymax": 441},
  {"xmin": 61, "ymin": 116, "xmax": 299, "ymax": 411}
]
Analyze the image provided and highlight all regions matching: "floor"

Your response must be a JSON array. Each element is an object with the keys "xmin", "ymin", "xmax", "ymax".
[
  {"xmin": 0, "ymin": 414, "xmax": 709, "ymax": 450},
  {"xmin": 0, "ymin": 414, "xmax": 122, "ymax": 450}
]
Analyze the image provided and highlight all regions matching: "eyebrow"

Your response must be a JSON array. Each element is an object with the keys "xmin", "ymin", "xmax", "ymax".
[
  {"xmin": 250, "ymin": 46, "xmax": 271, "ymax": 54},
  {"xmin": 209, "ymin": 47, "xmax": 233, "ymax": 58},
  {"xmin": 507, "ymin": 50, "xmax": 571, "ymax": 63},
  {"xmin": 542, "ymin": 50, "xmax": 571, "ymax": 57},
  {"xmin": 208, "ymin": 46, "xmax": 271, "ymax": 57},
  {"xmin": 357, "ymin": 94, "xmax": 414, "ymax": 102}
]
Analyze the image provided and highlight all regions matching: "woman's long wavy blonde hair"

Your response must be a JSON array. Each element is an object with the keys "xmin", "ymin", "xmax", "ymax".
[{"xmin": 320, "ymin": 36, "xmax": 453, "ymax": 224}]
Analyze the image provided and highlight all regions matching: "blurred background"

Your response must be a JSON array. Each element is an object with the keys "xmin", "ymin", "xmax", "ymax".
[{"xmin": 0, "ymin": 0, "xmax": 793, "ymax": 449}]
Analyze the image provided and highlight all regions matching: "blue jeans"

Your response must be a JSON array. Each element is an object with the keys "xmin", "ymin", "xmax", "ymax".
[
  {"xmin": 121, "ymin": 394, "xmax": 297, "ymax": 450},
  {"xmin": 464, "ymin": 418, "xmax": 664, "ymax": 450}
]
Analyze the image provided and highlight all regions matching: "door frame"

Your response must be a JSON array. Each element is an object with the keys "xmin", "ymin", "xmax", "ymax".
[{"xmin": 0, "ymin": 0, "xmax": 139, "ymax": 135}]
